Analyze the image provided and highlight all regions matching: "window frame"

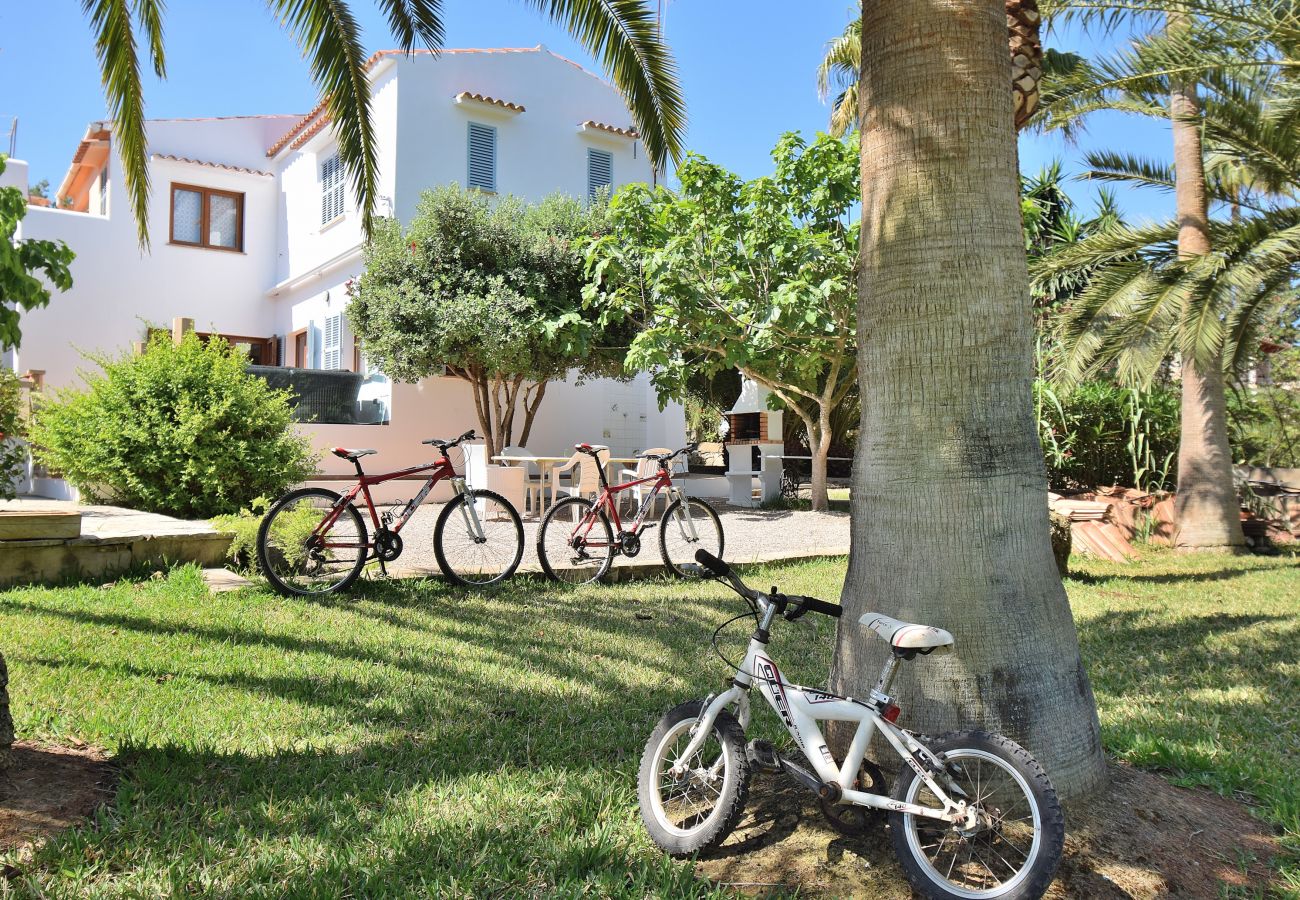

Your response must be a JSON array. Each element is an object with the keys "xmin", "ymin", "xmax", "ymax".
[
  {"xmin": 320, "ymin": 152, "xmax": 346, "ymax": 226},
  {"xmin": 466, "ymin": 121, "xmax": 498, "ymax": 193},
  {"xmin": 168, "ymin": 182, "xmax": 245, "ymax": 252},
  {"xmin": 587, "ymin": 148, "xmax": 613, "ymax": 200}
]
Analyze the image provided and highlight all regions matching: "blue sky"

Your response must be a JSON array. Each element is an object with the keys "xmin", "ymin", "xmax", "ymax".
[{"xmin": 0, "ymin": 1, "xmax": 1173, "ymax": 223}]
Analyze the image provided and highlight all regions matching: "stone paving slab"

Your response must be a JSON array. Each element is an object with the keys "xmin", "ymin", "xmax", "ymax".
[{"xmin": 0, "ymin": 498, "xmax": 233, "ymax": 588}]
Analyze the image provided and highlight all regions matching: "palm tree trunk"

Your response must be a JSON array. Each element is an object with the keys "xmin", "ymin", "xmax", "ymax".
[
  {"xmin": 0, "ymin": 651, "xmax": 13, "ymax": 770},
  {"xmin": 830, "ymin": 0, "xmax": 1106, "ymax": 802},
  {"xmin": 1168, "ymin": 20, "xmax": 1246, "ymax": 552}
]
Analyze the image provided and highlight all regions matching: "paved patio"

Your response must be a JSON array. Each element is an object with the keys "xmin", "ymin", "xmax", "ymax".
[
  {"xmin": 390, "ymin": 499, "xmax": 851, "ymax": 578},
  {"xmin": 0, "ymin": 498, "xmax": 232, "ymax": 587}
]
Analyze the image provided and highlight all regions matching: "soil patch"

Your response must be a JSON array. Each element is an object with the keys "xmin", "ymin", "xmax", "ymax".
[
  {"xmin": 0, "ymin": 741, "xmax": 114, "ymax": 857},
  {"xmin": 697, "ymin": 761, "xmax": 1278, "ymax": 898}
]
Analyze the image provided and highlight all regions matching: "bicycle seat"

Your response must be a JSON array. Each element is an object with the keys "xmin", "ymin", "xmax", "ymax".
[
  {"xmin": 331, "ymin": 447, "xmax": 377, "ymax": 461},
  {"xmin": 573, "ymin": 443, "xmax": 608, "ymax": 456},
  {"xmin": 859, "ymin": 612, "xmax": 954, "ymax": 652}
]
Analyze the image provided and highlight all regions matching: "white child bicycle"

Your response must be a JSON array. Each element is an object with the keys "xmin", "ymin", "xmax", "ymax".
[{"xmin": 638, "ymin": 551, "xmax": 1065, "ymax": 900}]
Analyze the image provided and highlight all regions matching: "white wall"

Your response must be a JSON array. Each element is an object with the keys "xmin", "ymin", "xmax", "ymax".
[
  {"xmin": 13, "ymin": 116, "xmax": 299, "ymax": 389},
  {"xmin": 392, "ymin": 48, "xmax": 651, "ymax": 217},
  {"xmin": 10, "ymin": 53, "xmax": 682, "ymax": 503}
]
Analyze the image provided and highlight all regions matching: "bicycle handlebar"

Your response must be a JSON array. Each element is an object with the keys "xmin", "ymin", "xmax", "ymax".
[
  {"xmin": 693, "ymin": 550, "xmax": 842, "ymax": 621},
  {"xmin": 643, "ymin": 442, "xmax": 699, "ymax": 465},
  {"xmin": 422, "ymin": 429, "xmax": 476, "ymax": 450}
]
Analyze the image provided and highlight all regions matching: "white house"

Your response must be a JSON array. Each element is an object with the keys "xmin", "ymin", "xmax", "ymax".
[{"xmin": 6, "ymin": 46, "xmax": 685, "ymax": 502}]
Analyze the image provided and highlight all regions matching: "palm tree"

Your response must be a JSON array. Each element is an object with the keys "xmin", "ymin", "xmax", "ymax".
[
  {"xmin": 829, "ymin": 0, "xmax": 1108, "ymax": 802},
  {"xmin": 1035, "ymin": 3, "xmax": 1300, "ymax": 550},
  {"xmin": 79, "ymin": 0, "xmax": 686, "ymax": 246},
  {"xmin": 817, "ymin": 1, "xmax": 1047, "ymax": 136},
  {"xmin": 1034, "ymin": 69, "xmax": 1300, "ymax": 431}
]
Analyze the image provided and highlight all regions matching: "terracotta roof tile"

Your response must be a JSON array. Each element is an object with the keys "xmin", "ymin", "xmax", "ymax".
[
  {"xmin": 579, "ymin": 120, "xmax": 639, "ymax": 139},
  {"xmin": 454, "ymin": 91, "xmax": 525, "ymax": 113},
  {"xmin": 152, "ymin": 154, "xmax": 273, "ymax": 177}
]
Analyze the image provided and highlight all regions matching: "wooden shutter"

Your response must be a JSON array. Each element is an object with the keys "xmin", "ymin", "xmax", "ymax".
[
  {"xmin": 323, "ymin": 314, "xmax": 343, "ymax": 369},
  {"xmin": 467, "ymin": 123, "xmax": 497, "ymax": 192},
  {"xmin": 321, "ymin": 154, "xmax": 345, "ymax": 224},
  {"xmin": 587, "ymin": 148, "xmax": 612, "ymax": 199}
]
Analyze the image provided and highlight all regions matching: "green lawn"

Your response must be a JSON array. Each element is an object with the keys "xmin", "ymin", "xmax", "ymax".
[{"xmin": 0, "ymin": 550, "xmax": 1296, "ymax": 896}]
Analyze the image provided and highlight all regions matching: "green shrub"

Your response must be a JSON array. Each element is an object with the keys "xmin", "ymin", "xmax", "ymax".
[
  {"xmin": 0, "ymin": 369, "xmax": 26, "ymax": 501},
  {"xmin": 209, "ymin": 498, "xmax": 270, "ymax": 570},
  {"xmin": 1227, "ymin": 350, "xmax": 1300, "ymax": 468},
  {"xmin": 29, "ymin": 332, "xmax": 317, "ymax": 517},
  {"xmin": 1035, "ymin": 379, "xmax": 1180, "ymax": 492}
]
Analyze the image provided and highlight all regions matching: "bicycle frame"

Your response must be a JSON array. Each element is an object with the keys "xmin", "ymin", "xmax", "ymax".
[
  {"xmin": 311, "ymin": 455, "xmax": 487, "ymax": 556},
  {"xmin": 568, "ymin": 462, "xmax": 699, "ymax": 547},
  {"xmin": 674, "ymin": 607, "xmax": 971, "ymax": 826}
]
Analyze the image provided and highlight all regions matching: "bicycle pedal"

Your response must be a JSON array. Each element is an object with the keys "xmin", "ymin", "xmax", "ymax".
[{"xmin": 746, "ymin": 740, "xmax": 781, "ymax": 771}]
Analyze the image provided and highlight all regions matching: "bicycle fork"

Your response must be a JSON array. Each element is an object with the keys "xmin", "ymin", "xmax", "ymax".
[{"xmin": 452, "ymin": 477, "xmax": 488, "ymax": 542}]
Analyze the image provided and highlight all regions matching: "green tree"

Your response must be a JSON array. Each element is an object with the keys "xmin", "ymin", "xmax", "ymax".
[
  {"xmin": 69, "ymin": 0, "xmax": 685, "ymax": 245},
  {"xmin": 586, "ymin": 132, "xmax": 858, "ymax": 512},
  {"xmin": 347, "ymin": 186, "xmax": 626, "ymax": 457},
  {"xmin": 1035, "ymin": 7, "xmax": 1300, "ymax": 548},
  {"xmin": 831, "ymin": 0, "xmax": 1108, "ymax": 801},
  {"xmin": 1, "ymin": 156, "xmax": 74, "ymax": 350},
  {"xmin": 29, "ymin": 331, "xmax": 316, "ymax": 518}
]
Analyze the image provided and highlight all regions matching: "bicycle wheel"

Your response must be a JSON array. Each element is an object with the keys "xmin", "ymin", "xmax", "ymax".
[
  {"xmin": 537, "ymin": 496, "xmax": 614, "ymax": 584},
  {"xmin": 638, "ymin": 699, "xmax": 750, "ymax": 857},
  {"xmin": 659, "ymin": 497, "xmax": 724, "ymax": 578},
  {"xmin": 433, "ymin": 489, "xmax": 524, "ymax": 587},
  {"xmin": 257, "ymin": 488, "xmax": 368, "ymax": 597},
  {"xmin": 889, "ymin": 731, "xmax": 1064, "ymax": 900}
]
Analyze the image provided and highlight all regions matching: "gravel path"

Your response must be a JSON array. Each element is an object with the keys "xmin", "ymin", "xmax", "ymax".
[{"xmin": 389, "ymin": 498, "xmax": 849, "ymax": 577}]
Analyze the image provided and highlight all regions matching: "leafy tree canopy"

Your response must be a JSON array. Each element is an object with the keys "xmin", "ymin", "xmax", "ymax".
[
  {"xmin": 585, "ymin": 132, "xmax": 858, "ymax": 509},
  {"xmin": 348, "ymin": 186, "xmax": 627, "ymax": 453}
]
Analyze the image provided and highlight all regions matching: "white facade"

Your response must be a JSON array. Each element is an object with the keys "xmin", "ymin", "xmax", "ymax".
[{"xmin": 9, "ymin": 46, "xmax": 684, "ymax": 501}]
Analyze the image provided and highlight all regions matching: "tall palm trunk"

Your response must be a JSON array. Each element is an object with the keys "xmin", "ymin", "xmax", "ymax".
[
  {"xmin": 0, "ymin": 651, "xmax": 13, "ymax": 770},
  {"xmin": 1168, "ymin": 18, "xmax": 1246, "ymax": 552},
  {"xmin": 830, "ymin": 0, "xmax": 1106, "ymax": 802}
]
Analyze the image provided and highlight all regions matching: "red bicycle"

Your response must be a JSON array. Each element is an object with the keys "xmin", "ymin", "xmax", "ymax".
[
  {"xmin": 256, "ymin": 430, "xmax": 523, "ymax": 595},
  {"xmin": 536, "ymin": 442, "xmax": 723, "ymax": 584}
]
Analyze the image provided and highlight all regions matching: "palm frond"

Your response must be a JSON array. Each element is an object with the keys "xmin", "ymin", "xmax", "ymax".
[
  {"xmin": 521, "ymin": 0, "xmax": 685, "ymax": 170},
  {"xmin": 269, "ymin": 0, "xmax": 379, "ymax": 232},
  {"xmin": 83, "ymin": 0, "xmax": 151, "ymax": 247},
  {"xmin": 374, "ymin": 0, "xmax": 444, "ymax": 49},
  {"xmin": 817, "ymin": 16, "xmax": 860, "ymax": 136},
  {"xmin": 130, "ymin": 0, "xmax": 166, "ymax": 77}
]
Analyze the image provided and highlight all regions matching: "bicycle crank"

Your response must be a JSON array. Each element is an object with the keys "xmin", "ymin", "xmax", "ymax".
[{"xmin": 375, "ymin": 528, "xmax": 404, "ymax": 562}]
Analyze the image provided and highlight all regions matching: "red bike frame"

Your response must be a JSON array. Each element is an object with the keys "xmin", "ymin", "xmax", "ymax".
[
  {"xmin": 567, "ymin": 461, "xmax": 677, "ymax": 548},
  {"xmin": 312, "ymin": 455, "xmax": 460, "ymax": 555}
]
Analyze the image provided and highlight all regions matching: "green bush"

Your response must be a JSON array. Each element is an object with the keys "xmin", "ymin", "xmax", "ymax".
[
  {"xmin": 0, "ymin": 369, "xmax": 26, "ymax": 501},
  {"xmin": 1035, "ymin": 379, "xmax": 1180, "ymax": 492},
  {"xmin": 29, "ymin": 332, "xmax": 317, "ymax": 517},
  {"xmin": 1227, "ymin": 350, "xmax": 1300, "ymax": 468}
]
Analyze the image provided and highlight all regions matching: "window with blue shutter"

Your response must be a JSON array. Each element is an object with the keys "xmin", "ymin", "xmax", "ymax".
[
  {"xmin": 587, "ymin": 148, "xmax": 613, "ymax": 199},
  {"xmin": 467, "ymin": 122, "xmax": 497, "ymax": 192},
  {"xmin": 321, "ymin": 153, "xmax": 345, "ymax": 224}
]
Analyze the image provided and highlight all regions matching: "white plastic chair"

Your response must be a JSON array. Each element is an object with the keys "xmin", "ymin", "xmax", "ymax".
[
  {"xmin": 498, "ymin": 446, "xmax": 543, "ymax": 514},
  {"xmin": 620, "ymin": 448, "xmax": 672, "ymax": 516},
  {"xmin": 550, "ymin": 445, "xmax": 609, "ymax": 518}
]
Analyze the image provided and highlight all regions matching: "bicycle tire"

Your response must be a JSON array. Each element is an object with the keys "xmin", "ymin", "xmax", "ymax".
[
  {"xmin": 659, "ymin": 497, "xmax": 724, "ymax": 578},
  {"xmin": 537, "ymin": 496, "xmax": 614, "ymax": 584},
  {"xmin": 256, "ymin": 487, "xmax": 368, "ymax": 598},
  {"xmin": 889, "ymin": 730, "xmax": 1064, "ymax": 899},
  {"xmin": 433, "ymin": 489, "xmax": 524, "ymax": 587},
  {"xmin": 638, "ymin": 699, "xmax": 751, "ymax": 857}
]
